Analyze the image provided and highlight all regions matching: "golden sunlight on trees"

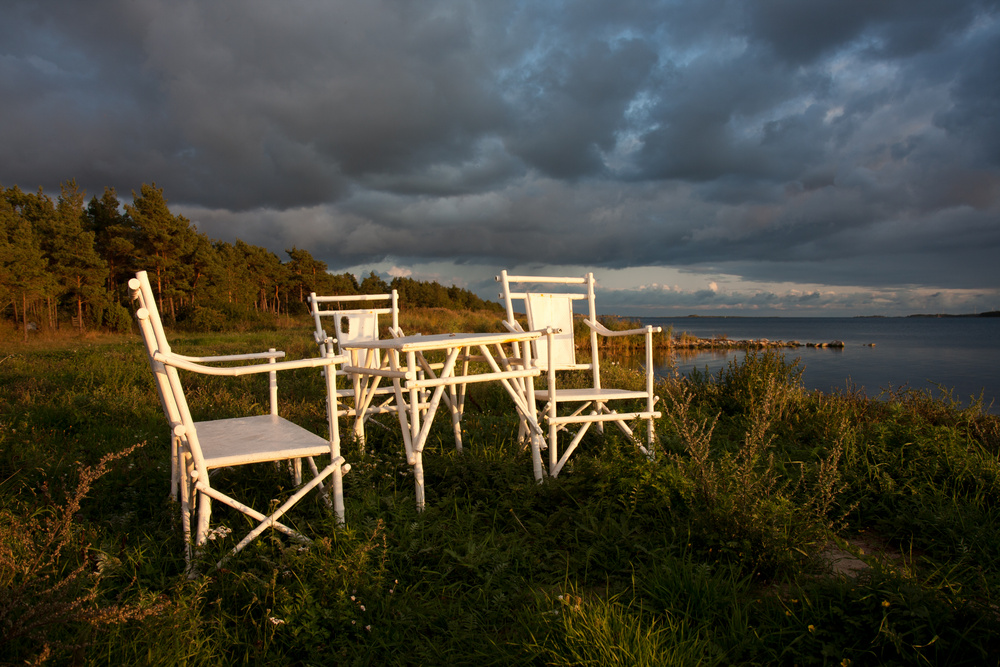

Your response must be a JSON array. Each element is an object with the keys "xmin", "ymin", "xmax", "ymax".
[{"xmin": 1, "ymin": 180, "xmax": 500, "ymax": 337}]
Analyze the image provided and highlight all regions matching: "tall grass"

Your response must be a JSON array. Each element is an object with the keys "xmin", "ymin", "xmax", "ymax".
[{"xmin": 2, "ymin": 322, "xmax": 999, "ymax": 664}]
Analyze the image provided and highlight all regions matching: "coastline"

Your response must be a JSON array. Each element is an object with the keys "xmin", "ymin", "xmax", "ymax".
[{"xmin": 663, "ymin": 334, "xmax": 849, "ymax": 350}]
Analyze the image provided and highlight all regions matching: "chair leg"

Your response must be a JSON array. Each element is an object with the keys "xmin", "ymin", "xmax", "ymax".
[
  {"xmin": 179, "ymin": 455, "xmax": 194, "ymax": 569},
  {"xmin": 196, "ymin": 488, "xmax": 212, "ymax": 548},
  {"xmin": 214, "ymin": 457, "xmax": 345, "ymax": 564},
  {"xmin": 331, "ymin": 463, "xmax": 345, "ymax": 525},
  {"xmin": 170, "ymin": 434, "xmax": 180, "ymax": 501}
]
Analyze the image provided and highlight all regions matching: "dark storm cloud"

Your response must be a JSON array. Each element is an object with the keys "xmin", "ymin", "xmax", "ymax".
[
  {"xmin": 743, "ymin": 0, "xmax": 997, "ymax": 63},
  {"xmin": 503, "ymin": 37, "xmax": 659, "ymax": 178},
  {"xmin": 2, "ymin": 0, "xmax": 999, "ymax": 310}
]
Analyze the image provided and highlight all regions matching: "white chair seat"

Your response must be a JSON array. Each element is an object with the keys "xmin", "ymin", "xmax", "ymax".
[{"xmin": 196, "ymin": 415, "xmax": 335, "ymax": 468}]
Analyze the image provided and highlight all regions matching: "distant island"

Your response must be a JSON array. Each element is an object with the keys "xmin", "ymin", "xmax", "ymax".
[
  {"xmin": 906, "ymin": 311, "xmax": 1000, "ymax": 318},
  {"xmin": 678, "ymin": 312, "xmax": 1000, "ymax": 319}
]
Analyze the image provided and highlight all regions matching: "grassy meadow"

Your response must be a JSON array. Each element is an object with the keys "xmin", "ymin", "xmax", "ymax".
[{"xmin": 1, "ymin": 311, "xmax": 999, "ymax": 665}]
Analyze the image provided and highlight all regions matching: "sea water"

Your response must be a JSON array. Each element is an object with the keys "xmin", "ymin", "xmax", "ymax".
[{"xmin": 636, "ymin": 316, "xmax": 1000, "ymax": 413}]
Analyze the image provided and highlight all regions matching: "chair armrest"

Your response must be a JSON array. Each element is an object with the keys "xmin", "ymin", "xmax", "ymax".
[
  {"xmin": 175, "ymin": 350, "xmax": 286, "ymax": 363},
  {"xmin": 156, "ymin": 351, "xmax": 347, "ymax": 377},
  {"xmin": 584, "ymin": 319, "xmax": 663, "ymax": 337}
]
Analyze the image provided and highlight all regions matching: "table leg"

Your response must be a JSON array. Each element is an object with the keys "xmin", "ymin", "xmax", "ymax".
[
  {"xmin": 477, "ymin": 343, "xmax": 545, "ymax": 481},
  {"xmin": 351, "ymin": 350, "xmax": 366, "ymax": 451},
  {"xmin": 407, "ymin": 350, "xmax": 427, "ymax": 510}
]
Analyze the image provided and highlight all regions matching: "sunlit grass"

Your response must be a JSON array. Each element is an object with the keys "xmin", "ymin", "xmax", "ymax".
[{"xmin": 2, "ymin": 322, "xmax": 999, "ymax": 664}]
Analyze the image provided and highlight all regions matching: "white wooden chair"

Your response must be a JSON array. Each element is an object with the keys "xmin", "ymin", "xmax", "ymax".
[
  {"xmin": 308, "ymin": 290, "xmax": 471, "ymax": 452},
  {"xmin": 130, "ymin": 271, "xmax": 350, "ymax": 569},
  {"xmin": 497, "ymin": 270, "xmax": 662, "ymax": 477},
  {"xmin": 308, "ymin": 291, "xmax": 409, "ymax": 448}
]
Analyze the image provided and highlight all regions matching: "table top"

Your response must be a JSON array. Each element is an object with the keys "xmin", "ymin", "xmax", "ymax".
[{"xmin": 341, "ymin": 330, "xmax": 542, "ymax": 352}]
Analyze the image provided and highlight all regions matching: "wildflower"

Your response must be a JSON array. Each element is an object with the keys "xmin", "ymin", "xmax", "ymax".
[
  {"xmin": 350, "ymin": 595, "xmax": 356, "ymax": 601},
  {"xmin": 360, "ymin": 605, "xmax": 366, "ymax": 612},
  {"xmin": 206, "ymin": 525, "xmax": 232, "ymax": 541},
  {"xmin": 365, "ymin": 625, "xmax": 371, "ymax": 632},
  {"xmin": 268, "ymin": 617, "xmax": 286, "ymax": 626},
  {"xmin": 808, "ymin": 625, "xmax": 815, "ymax": 633},
  {"xmin": 882, "ymin": 600, "xmax": 890, "ymax": 608}
]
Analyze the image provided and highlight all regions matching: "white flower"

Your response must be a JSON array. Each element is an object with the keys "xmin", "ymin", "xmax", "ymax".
[
  {"xmin": 268, "ymin": 617, "xmax": 286, "ymax": 626},
  {"xmin": 206, "ymin": 525, "xmax": 232, "ymax": 541}
]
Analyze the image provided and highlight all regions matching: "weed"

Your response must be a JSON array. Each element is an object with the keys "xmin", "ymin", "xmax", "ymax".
[{"xmin": 0, "ymin": 443, "xmax": 167, "ymax": 663}]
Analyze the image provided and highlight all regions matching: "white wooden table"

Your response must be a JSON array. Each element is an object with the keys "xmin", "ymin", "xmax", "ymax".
[{"xmin": 341, "ymin": 331, "xmax": 546, "ymax": 509}]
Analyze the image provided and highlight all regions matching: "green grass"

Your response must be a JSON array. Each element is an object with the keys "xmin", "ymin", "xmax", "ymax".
[{"xmin": 2, "ymin": 323, "xmax": 999, "ymax": 665}]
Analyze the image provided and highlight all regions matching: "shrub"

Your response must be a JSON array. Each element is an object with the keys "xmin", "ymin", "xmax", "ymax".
[
  {"xmin": 101, "ymin": 301, "xmax": 133, "ymax": 334},
  {"xmin": 179, "ymin": 306, "xmax": 227, "ymax": 332},
  {"xmin": 0, "ymin": 443, "xmax": 166, "ymax": 663}
]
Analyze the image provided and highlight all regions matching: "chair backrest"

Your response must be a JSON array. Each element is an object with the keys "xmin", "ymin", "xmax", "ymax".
[
  {"xmin": 308, "ymin": 292, "xmax": 400, "ymax": 358},
  {"xmin": 129, "ymin": 270, "xmax": 172, "ymax": 356},
  {"xmin": 525, "ymin": 293, "xmax": 577, "ymax": 368},
  {"xmin": 497, "ymin": 270, "xmax": 599, "ymax": 374},
  {"xmin": 129, "ymin": 272, "xmax": 206, "ymax": 471},
  {"xmin": 129, "ymin": 271, "xmax": 184, "ymax": 431},
  {"xmin": 332, "ymin": 311, "xmax": 378, "ymax": 348}
]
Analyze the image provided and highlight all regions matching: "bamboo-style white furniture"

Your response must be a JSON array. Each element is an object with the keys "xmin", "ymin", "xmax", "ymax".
[
  {"xmin": 308, "ymin": 291, "xmax": 407, "ymax": 448},
  {"xmin": 497, "ymin": 270, "xmax": 662, "ymax": 477},
  {"xmin": 340, "ymin": 330, "xmax": 546, "ymax": 508},
  {"xmin": 131, "ymin": 271, "xmax": 350, "ymax": 568}
]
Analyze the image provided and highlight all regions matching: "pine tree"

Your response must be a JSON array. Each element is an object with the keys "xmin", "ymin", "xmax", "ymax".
[
  {"xmin": 238, "ymin": 241, "xmax": 288, "ymax": 313},
  {"xmin": 86, "ymin": 187, "xmax": 137, "ymax": 293},
  {"xmin": 1, "ymin": 187, "xmax": 52, "ymax": 341},
  {"xmin": 50, "ymin": 181, "xmax": 107, "ymax": 331},
  {"xmin": 126, "ymin": 183, "xmax": 196, "ymax": 320},
  {"xmin": 360, "ymin": 271, "xmax": 390, "ymax": 295},
  {"xmin": 286, "ymin": 247, "xmax": 331, "ymax": 303}
]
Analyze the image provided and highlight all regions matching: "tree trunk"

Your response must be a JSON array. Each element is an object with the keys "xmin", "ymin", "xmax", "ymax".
[
  {"xmin": 155, "ymin": 265, "xmax": 164, "ymax": 315},
  {"xmin": 76, "ymin": 275, "xmax": 85, "ymax": 332}
]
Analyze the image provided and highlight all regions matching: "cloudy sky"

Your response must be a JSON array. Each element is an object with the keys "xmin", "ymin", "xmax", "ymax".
[{"xmin": 3, "ymin": 0, "xmax": 999, "ymax": 315}]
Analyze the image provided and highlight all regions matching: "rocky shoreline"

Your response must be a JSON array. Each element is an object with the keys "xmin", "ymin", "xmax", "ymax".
[{"xmin": 666, "ymin": 335, "xmax": 854, "ymax": 350}]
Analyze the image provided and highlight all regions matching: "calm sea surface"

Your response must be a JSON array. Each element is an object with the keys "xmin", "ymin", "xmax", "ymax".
[{"xmin": 636, "ymin": 317, "xmax": 1000, "ymax": 413}]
